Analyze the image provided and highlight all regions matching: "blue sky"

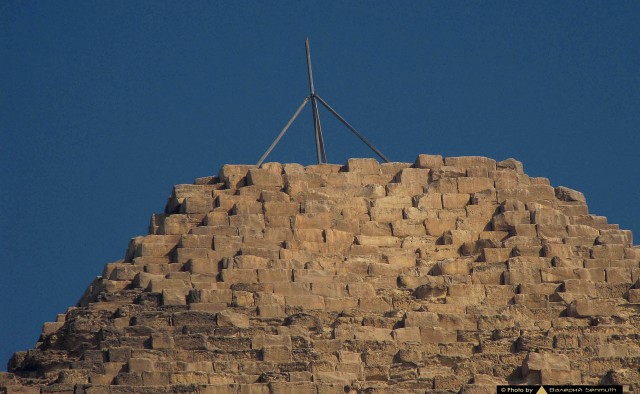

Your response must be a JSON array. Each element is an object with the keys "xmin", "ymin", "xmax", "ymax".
[{"xmin": 1, "ymin": 1, "xmax": 639, "ymax": 369}]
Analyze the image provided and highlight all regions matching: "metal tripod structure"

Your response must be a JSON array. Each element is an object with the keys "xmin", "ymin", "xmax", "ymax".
[{"xmin": 257, "ymin": 38, "xmax": 390, "ymax": 166}]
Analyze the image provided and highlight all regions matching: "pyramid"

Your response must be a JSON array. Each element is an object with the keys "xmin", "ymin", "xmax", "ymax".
[{"xmin": 2, "ymin": 154, "xmax": 639, "ymax": 393}]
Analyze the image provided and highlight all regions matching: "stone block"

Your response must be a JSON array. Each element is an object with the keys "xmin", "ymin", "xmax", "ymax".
[
  {"xmin": 413, "ymin": 154, "xmax": 444, "ymax": 168},
  {"xmin": 151, "ymin": 332, "xmax": 174, "ymax": 349},
  {"xmin": 285, "ymin": 295, "xmax": 325, "ymax": 310},
  {"xmin": 324, "ymin": 297, "xmax": 358, "ymax": 312},
  {"xmin": 492, "ymin": 211, "xmax": 531, "ymax": 231},
  {"xmin": 217, "ymin": 311, "xmax": 250, "ymax": 328},
  {"xmin": 420, "ymin": 327, "xmax": 457, "ymax": 343},
  {"xmin": 442, "ymin": 193, "xmax": 470, "ymax": 209},
  {"xmin": 127, "ymin": 358, "xmax": 153, "ymax": 373},
  {"xmin": 356, "ymin": 235, "xmax": 400, "ymax": 247},
  {"xmin": 433, "ymin": 259, "xmax": 471, "ymax": 275},
  {"xmin": 354, "ymin": 327, "xmax": 392, "ymax": 341},
  {"xmin": 347, "ymin": 158, "xmax": 380, "ymax": 174},
  {"xmin": 395, "ymin": 167, "xmax": 430, "ymax": 185},
  {"xmin": 424, "ymin": 217, "xmax": 457, "ymax": 236},
  {"xmin": 391, "ymin": 220, "xmax": 426, "ymax": 237},
  {"xmin": 414, "ymin": 193, "xmax": 442, "ymax": 209},
  {"xmin": 247, "ymin": 169, "xmax": 283, "ymax": 187},
  {"xmin": 392, "ymin": 327, "xmax": 421, "ymax": 342},
  {"xmin": 445, "ymin": 156, "xmax": 497, "ymax": 171},
  {"xmin": 568, "ymin": 299, "xmax": 617, "ymax": 317},
  {"xmin": 457, "ymin": 177, "xmax": 494, "ymax": 194},
  {"xmin": 426, "ymin": 178, "xmax": 458, "ymax": 193}
]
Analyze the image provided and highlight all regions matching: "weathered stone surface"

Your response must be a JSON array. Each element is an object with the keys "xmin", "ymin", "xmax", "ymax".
[{"xmin": 4, "ymin": 154, "xmax": 639, "ymax": 393}]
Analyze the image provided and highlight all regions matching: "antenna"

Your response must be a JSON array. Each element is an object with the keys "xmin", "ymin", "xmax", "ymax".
[{"xmin": 257, "ymin": 38, "xmax": 390, "ymax": 166}]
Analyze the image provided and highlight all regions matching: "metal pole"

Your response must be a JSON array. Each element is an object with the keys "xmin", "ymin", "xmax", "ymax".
[
  {"xmin": 305, "ymin": 38, "xmax": 327, "ymax": 163},
  {"xmin": 315, "ymin": 95, "xmax": 390, "ymax": 163},
  {"xmin": 256, "ymin": 96, "xmax": 310, "ymax": 166}
]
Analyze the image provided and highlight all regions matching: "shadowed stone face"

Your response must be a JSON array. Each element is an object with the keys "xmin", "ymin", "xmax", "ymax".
[{"xmin": 3, "ymin": 154, "xmax": 640, "ymax": 392}]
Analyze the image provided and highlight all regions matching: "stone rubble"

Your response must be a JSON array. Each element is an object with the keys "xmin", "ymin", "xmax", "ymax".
[{"xmin": 2, "ymin": 154, "xmax": 639, "ymax": 393}]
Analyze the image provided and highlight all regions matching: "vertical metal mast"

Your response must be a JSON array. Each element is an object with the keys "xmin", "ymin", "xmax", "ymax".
[
  {"xmin": 256, "ymin": 38, "xmax": 390, "ymax": 166},
  {"xmin": 305, "ymin": 38, "xmax": 327, "ymax": 164}
]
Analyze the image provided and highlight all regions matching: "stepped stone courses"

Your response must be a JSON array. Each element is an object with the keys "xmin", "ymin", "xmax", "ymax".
[{"xmin": 2, "ymin": 154, "xmax": 640, "ymax": 394}]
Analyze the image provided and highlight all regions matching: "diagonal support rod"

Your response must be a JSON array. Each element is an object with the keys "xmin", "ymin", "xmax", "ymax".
[
  {"xmin": 257, "ymin": 96, "xmax": 310, "ymax": 166},
  {"xmin": 315, "ymin": 95, "xmax": 390, "ymax": 163},
  {"xmin": 305, "ymin": 38, "xmax": 327, "ymax": 164}
]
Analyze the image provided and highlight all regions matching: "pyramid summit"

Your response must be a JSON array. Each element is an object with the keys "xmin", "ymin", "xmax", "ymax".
[{"xmin": 2, "ymin": 154, "xmax": 639, "ymax": 393}]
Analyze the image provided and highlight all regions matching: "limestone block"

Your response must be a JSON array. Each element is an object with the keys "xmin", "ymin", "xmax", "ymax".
[
  {"xmin": 356, "ymin": 235, "xmax": 400, "ymax": 248},
  {"xmin": 505, "ymin": 268, "xmax": 542, "ymax": 284},
  {"xmin": 346, "ymin": 158, "xmax": 380, "ymax": 174},
  {"xmin": 491, "ymin": 211, "xmax": 531, "ymax": 231},
  {"xmin": 597, "ymin": 229, "xmax": 632, "ymax": 246},
  {"xmin": 522, "ymin": 352, "xmax": 570, "ymax": 373},
  {"xmin": 493, "ymin": 170, "xmax": 520, "ymax": 189},
  {"xmin": 442, "ymin": 229, "xmax": 477, "ymax": 246},
  {"xmin": 433, "ymin": 259, "xmax": 471, "ymax": 275},
  {"xmin": 293, "ymin": 228, "xmax": 324, "ymax": 243},
  {"xmin": 231, "ymin": 201, "xmax": 263, "ymax": 216},
  {"xmin": 217, "ymin": 311, "xmax": 250, "ymax": 328},
  {"xmin": 403, "ymin": 311, "xmax": 438, "ymax": 327},
  {"xmin": 221, "ymin": 269, "xmax": 258, "ymax": 284},
  {"xmin": 420, "ymin": 244, "xmax": 460, "ymax": 260},
  {"xmin": 198, "ymin": 384, "xmax": 241, "ymax": 394},
  {"xmin": 555, "ymin": 186, "xmax": 586, "ymax": 203},
  {"xmin": 605, "ymin": 267, "xmax": 632, "ymax": 283},
  {"xmin": 391, "ymin": 220, "xmax": 426, "ymax": 237},
  {"xmin": 457, "ymin": 177, "xmax": 494, "ymax": 194},
  {"xmin": 568, "ymin": 299, "xmax": 617, "ymax": 317},
  {"xmin": 426, "ymin": 178, "xmax": 458, "ymax": 193},
  {"xmin": 442, "ymin": 193, "xmax": 470, "ymax": 209},
  {"xmin": 229, "ymin": 290, "xmax": 253, "ymax": 307},
  {"xmin": 267, "ymin": 382, "xmax": 316, "ymax": 394},
  {"xmin": 346, "ymin": 283, "xmax": 376, "ymax": 298},
  {"xmin": 247, "ymin": 169, "xmax": 284, "ymax": 188},
  {"xmin": 310, "ymin": 282, "xmax": 347, "ymax": 297},
  {"xmin": 497, "ymin": 185, "xmax": 555, "ymax": 203},
  {"xmin": 414, "ymin": 193, "xmax": 442, "ymax": 209},
  {"xmin": 151, "ymin": 332, "xmax": 174, "ymax": 350},
  {"xmin": 413, "ymin": 154, "xmax": 444, "ymax": 169},
  {"xmin": 285, "ymin": 295, "xmax": 325, "ymax": 310},
  {"xmin": 435, "ymin": 313, "xmax": 478, "ymax": 330},
  {"xmin": 354, "ymin": 327, "xmax": 393, "ymax": 341},
  {"xmin": 542, "ymin": 244, "xmax": 573, "ymax": 259},
  {"xmin": 566, "ymin": 224, "xmax": 598, "ymax": 238},
  {"xmin": 360, "ymin": 221, "xmax": 391, "ymax": 236},
  {"xmin": 424, "ymin": 217, "xmax": 456, "ymax": 236},
  {"xmin": 256, "ymin": 304, "xmax": 285, "ymax": 318},
  {"xmin": 420, "ymin": 327, "xmax": 457, "ymax": 343},
  {"xmin": 496, "ymin": 158, "xmax": 524, "ymax": 173},
  {"xmin": 162, "ymin": 288, "xmax": 187, "ymax": 306},
  {"xmin": 392, "ymin": 327, "xmax": 421, "ymax": 343},
  {"xmin": 444, "ymin": 156, "xmax": 495, "ymax": 171},
  {"xmin": 540, "ymin": 267, "xmax": 579, "ymax": 282},
  {"xmin": 395, "ymin": 167, "xmax": 430, "ymax": 185},
  {"xmin": 591, "ymin": 244, "xmax": 625, "ymax": 260},
  {"xmin": 536, "ymin": 224, "xmax": 568, "ymax": 239},
  {"xmin": 448, "ymin": 284, "xmax": 486, "ymax": 303},
  {"xmin": 127, "ymin": 358, "xmax": 153, "ymax": 373},
  {"xmin": 263, "ymin": 201, "xmax": 299, "ymax": 217},
  {"xmin": 323, "ymin": 229, "xmax": 354, "ymax": 245},
  {"xmin": 229, "ymin": 214, "xmax": 265, "ymax": 229},
  {"xmin": 628, "ymin": 289, "xmax": 640, "ymax": 303},
  {"xmin": 482, "ymin": 247, "xmax": 512, "ymax": 263},
  {"xmin": 181, "ymin": 195, "xmax": 215, "ymax": 214},
  {"xmin": 532, "ymin": 207, "xmax": 569, "ymax": 226},
  {"xmin": 256, "ymin": 269, "xmax": 291, "ymax": 283},
  {"xmin": 324, "ymin": 297, "xmax": 358, "ymax": 312},
  {"xmin": 292, "ymin": 212, "xmax": 332, "ymax": 229}
]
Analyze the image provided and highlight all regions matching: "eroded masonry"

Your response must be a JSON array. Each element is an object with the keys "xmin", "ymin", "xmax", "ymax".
[{"xmin": 2, "ymin": 155, "xmax": 639, "ymax": 394}]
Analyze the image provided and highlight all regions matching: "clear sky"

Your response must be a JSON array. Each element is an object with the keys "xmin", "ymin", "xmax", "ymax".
[{"xmin": 1, "ymin": 1, "xmax": 639, "ymax": 369}]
